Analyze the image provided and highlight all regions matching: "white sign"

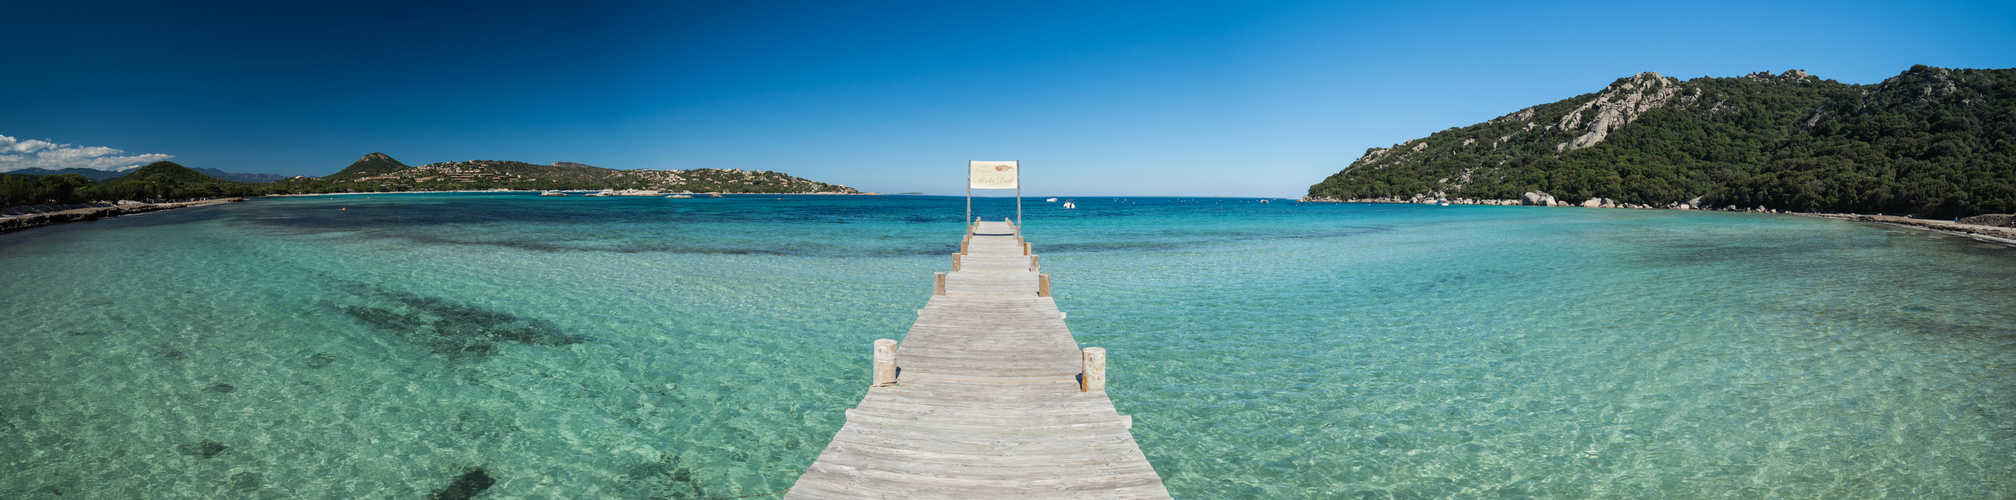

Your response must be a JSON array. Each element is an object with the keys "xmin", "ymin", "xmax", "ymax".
[{"xmin": 969, "ymin": 161, "xmax": 1019, "ymax": 189}]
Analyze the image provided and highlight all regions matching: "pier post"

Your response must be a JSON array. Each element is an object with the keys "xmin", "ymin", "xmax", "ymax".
[
  {"xmin": 873, "ymin": 339, "xmax": 899, "ymax": 387},
  {"xmin": 952, "ymin": 253, "xmax": 962, "ymax": 271},
  {"xmin": 1081, "ymin": 347, "xmax": 1106, "ymax": 392},
  {"xmin": 960, "ymin": 237, "xmax": 969, "ymax": 255},
  {"xmin": 1037, "ymin": 273, "xmax": 1050, "ymax": 297},
  {"xmin": 1029, "ymin": 254, "xmax": 1039, "ymax": 272},
  {"xmin": 935, "ymin": 272, "xmax": 947, "ymax": 295},
  {"xmin": 1023, "ymin": 242, "xmax": 1032, "ymax": 256}
]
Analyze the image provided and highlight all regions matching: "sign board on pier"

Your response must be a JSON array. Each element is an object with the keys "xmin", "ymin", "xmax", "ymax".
[{"xmin": 969, "ymin": 161, "xmax": 1019, "ymax": 189}]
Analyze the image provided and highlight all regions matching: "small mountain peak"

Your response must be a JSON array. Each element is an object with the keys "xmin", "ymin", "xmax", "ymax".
[{"xmin": 360, "ymin": 152, "xmax": 395, "ymax": 162}]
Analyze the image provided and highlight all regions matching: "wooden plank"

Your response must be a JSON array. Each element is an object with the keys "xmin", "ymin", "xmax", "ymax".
[{"xmin": 789, "ymin": 221, "xmax": 1170, "ymax": 499}]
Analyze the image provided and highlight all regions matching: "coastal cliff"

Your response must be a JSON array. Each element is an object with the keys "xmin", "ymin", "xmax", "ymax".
[{"xmin": 1306, "ymin": 66, "xmax": 2016, "ymax": 218}]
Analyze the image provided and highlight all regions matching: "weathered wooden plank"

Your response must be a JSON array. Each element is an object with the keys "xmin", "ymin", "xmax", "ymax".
[{"xmin": 789, "ymin": 221, "xmax": 1169, "ymax": 499}]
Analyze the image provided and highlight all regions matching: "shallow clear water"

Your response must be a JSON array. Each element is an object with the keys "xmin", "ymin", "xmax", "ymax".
[{"xmin": 1, "ymin": 193, "xmax": 2011, "ymax": 498}]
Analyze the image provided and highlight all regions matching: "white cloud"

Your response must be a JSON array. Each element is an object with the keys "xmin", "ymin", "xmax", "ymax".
[{"xmin": 0, "ymin": 134, "xmax": 173, "ymax": 172}]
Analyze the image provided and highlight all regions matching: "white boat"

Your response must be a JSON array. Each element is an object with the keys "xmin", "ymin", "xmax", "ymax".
[
  {"xmin": 1046, "ymin": 197, "xmax": 1058, "ymax": 202},
  {"xmin": 1062, "ymin": 200, "xmax": 1076, "ymax": 209}
]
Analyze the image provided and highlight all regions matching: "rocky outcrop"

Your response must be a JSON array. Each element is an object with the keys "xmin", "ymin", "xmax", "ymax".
[
  {"xmin": 1959, "ymin": 214, "xmax": 2016, "ymax": 228},
  {"xmin": 1521, "ymin": 191, "xmax": 1557, "ymax": 206},
  {"xmin": 1555, "ymin": 72, "xmax": 1683, "ymax": 151}
]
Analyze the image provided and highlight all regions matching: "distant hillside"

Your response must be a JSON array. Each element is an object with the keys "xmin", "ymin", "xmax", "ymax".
[
  {"xmin": 275, "ymin": 153, "xmax": 861, "ymax": 194},
  {"xmin": 190, "ymin": 167, "xmax": 284, "ymax": 183},
  {"xmin": 322, "ymin": 152, "xmax": 411, "ymax": 181},
  {"xmin": 4, "ymin": 153, "xmax": 862, "ymax": 209},
  {"xmin": 1306, "ymin": 65, "xmax": 2016, "ymax": 217},
  {"xmin": 3, "ymin": 167, "xmax": 131, "ymax": 180}
]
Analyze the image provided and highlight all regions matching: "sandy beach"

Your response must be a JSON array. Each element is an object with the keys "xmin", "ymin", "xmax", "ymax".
[{"xmin": 0, "ymin": 198, "xmax": 246, "ymax": 236}]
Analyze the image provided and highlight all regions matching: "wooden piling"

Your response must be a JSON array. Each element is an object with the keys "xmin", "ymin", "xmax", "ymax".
[
  {"xmin": 933, "ymin": 272, "xmax": 946, "ymax": 295},
  {"xmin": 1038, "ymin": 273, "xmax": 1051, "ymax": 297},
  {"xmin": 1082, "ymin": 347, "xmax": 1107, "ymax": 392},
  {"xmin": 1023, "ymin": 241, "xmax": 1032, "ymax": 256},
  {"xmin": 952, "ymin": 253, "xmax": 962, "ymax": 271},
  {"xmin": 873, "ymin": 339, "xmax": 898, "ymax": 387},
  {"xmin": 1029, "ymin": 254, "xmax": 1040, "ymax": 272}
]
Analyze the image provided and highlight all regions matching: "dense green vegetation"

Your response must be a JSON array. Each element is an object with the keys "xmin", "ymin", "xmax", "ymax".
[
  {"xmin": 1308, "ymin": 66, "xmax": 2016, "ymax": 217},
  {"xmin": 2, "ymin": 161, "xmax": 262, "ymax": 206},
  {"xmin": 2, "ymin": 153, "xmax": 860, "ymax": 208}
]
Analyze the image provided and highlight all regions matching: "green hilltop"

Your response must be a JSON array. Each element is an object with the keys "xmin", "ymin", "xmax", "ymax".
[
  {"xmin": 1307, "ymin": 65, "xmax": 2016, "ymax": 217},
  {"xmin": 322, "ymin": 152, "xmax": 412, "ymax": 181}
]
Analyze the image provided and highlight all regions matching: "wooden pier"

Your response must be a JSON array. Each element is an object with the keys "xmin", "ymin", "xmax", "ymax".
[{"xmin": 788, "ymin": 220, "xmax": 1171, "ymax": 499}]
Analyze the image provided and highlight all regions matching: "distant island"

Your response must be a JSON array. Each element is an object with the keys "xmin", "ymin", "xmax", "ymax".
[
  {"xmin": 1305, "ymin": 65, "xmax": 2015, "ymax": 219},
  {"xmin": 1, "ymin": 152, "xmax": 861, "ymax": 209}
]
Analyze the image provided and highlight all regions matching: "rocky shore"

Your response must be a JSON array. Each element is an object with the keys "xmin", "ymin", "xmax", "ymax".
[
  {"xmin": 0, "ymin": 198, "xmax": 247, "ymax": 236},
  {"xmin": 1299, "ymin": 191, "xmax": 1795, "ymax": 212},
  {"xmin": 1298, "ymin": 193, "xmax": 2016, "ymax": 246}
]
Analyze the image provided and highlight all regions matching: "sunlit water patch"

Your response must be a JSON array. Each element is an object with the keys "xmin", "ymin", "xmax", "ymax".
[{"xmin": 1, "ymin": 193, "xmax": 2011, "ymax": 498}]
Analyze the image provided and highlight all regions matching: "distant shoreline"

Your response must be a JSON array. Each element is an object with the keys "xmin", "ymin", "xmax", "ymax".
[
  {"xmin": 0, "ymin": 198, "xmax": 247, "ymax": 236},
  {"xmin": 1797, "ymin": 213, "xmax": 2016, "ymax": 247},
  {"xmin": 1299, "ymin": 197, "xmax": 2016, "ymax": 247},
  {"xmin": 268, "ymin": 189, "xmax": 876, "ymax": 197}
]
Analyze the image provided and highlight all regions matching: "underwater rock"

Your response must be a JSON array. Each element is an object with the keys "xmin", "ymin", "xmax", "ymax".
[
  {"xmin": 337, "ymin": 287, "xmax": 587, "ymax": 362},
  {"xmin": 203, "ymin": 383, "xmax": 236, "ymax": 394},
  {"xmin": 305, "ymin": 353, "xmax": 336, "ymax": 369},
  {"xmin": 430, "ymin": 468, "xmax": 496, "ymax": 500},
  {"xmin": 228, "ymin": 471, "xmax": 261, "ymax": 491},
  {"xmin": 177, "ymin": 440, "xmax": 230, "ymax": 459},
  {"xmin": 153, "ymin": 347, "xmax": 188, "ymax": 361}
]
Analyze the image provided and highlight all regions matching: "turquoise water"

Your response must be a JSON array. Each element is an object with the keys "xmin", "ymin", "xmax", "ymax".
[{"xmin": 1, "ymin": 193, "xmax": 2011, "ymax": 498}]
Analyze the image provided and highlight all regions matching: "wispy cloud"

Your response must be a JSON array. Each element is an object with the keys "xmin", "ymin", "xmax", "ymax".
[{"xmin": 0, "ymin": 134, "xmax": 174, "ymax": 172}]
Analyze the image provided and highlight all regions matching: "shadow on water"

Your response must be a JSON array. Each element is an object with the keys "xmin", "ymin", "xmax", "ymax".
[{"xmin": 331, "ymin": 281, "xmax": 589, "ymax": 362}]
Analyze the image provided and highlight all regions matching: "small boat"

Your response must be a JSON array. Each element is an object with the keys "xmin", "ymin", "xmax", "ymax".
[
  {"xmin": 1046, "ymin": 197, "xmax": 1058, "ymax": 202},
  {"xmin": 1260, "ymin": 199, "xmax": 1271, "ymax": 204},
  {"xmin": 1062, "ymin": 200, "xmax": 1076, "ymax": 209}
]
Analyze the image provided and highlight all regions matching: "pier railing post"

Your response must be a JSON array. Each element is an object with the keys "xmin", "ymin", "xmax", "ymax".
[
  {"xmin": 960, "ymin": 237, "xmax": 969, "ymax": 255},
  {"xmin": 1037, "ymin": 273, "xmax": 1050, "ymax": 297},
  {"xmin": 952, "ymin": 253, "xmax": 962, "ymax": 271},
  {"xmin": 1029, "ymin": 254, "xmax": 1039, "ymax": 272},
  {"xmin": 1081, "ymin": 347, "xmax": 1106, "ymax": 392},
  {"xmin": 874, "ymin": 339, "xmax": 898, "ymax": 387},
  {"xmin": 935, "ymin": 272, "xmax": 947, "ymax": 295},
  {"xmin": 1023, "ymin": 242, "xmax": 1032, "ymax": 256}
]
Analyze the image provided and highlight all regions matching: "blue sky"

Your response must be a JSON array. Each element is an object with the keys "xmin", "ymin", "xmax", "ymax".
[{"xmin": 3, "ymin": 0, "xmax": 2012, "ymax": 196}]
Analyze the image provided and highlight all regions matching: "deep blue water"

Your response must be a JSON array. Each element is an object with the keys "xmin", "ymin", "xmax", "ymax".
[{"xmin": 1, "ymin": 193, "xmax": 2011, "ymax": 498}]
